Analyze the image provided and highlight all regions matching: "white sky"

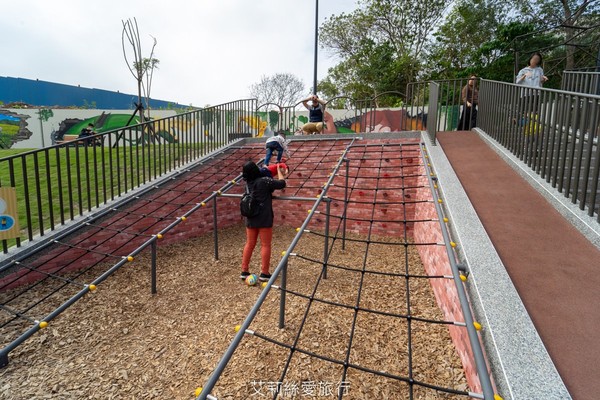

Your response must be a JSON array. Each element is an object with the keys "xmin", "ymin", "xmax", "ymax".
[{"xmin": 1, "ymin": 0, "xmax": 358, "ymax": 107}]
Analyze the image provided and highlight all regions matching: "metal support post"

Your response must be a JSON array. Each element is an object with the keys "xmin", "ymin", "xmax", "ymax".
[
  {"xmin": 213, "ymin": 196, "xmax": 219, "ymax": 260},
  {"xmin": 279, "ymin": 259, "xmax": 288, "ymax": 329},
  {"xmin": 151, "ymin": 240, "xmax": 157, "ymax": 294}
]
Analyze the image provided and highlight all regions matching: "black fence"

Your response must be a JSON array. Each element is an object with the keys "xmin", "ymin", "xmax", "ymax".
[
  {"xmin": 0, "ymin": 99, "xmax": 257, "ymax": 253},
  {"xmin": 478, "ymin": 79, "xmax": 600, "ymax": 220}
]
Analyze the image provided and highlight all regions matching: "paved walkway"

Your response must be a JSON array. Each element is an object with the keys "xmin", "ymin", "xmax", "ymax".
[{"xmin": 437, "ymin": 131, "xmax": 600, "ymax": 400}]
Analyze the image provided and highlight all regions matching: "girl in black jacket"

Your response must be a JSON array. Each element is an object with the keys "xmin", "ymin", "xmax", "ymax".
[{"xmin": 240, "ymin": 161, "xmax": 286, "ymax": 282}]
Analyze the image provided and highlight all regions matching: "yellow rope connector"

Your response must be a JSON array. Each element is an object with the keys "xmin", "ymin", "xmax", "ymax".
[
  {"xmin": 434, "ymin": 184, "xmax": 438, "ymax": 189},
  {"xmin": 296, "ymin": 227, "xmax": 300, "ymax": 232},
  {"xmin": 127, "ymin": 256, "xmax": 134, "ymax": 262},
  {"xmin": 231, "ymin": 179, "xmax": 236, "ymax": 184},
  {"xmin": 261, "ymin": 282, "xmax": 268, "ymax": 288},
  {"xmin": 201, "ymin": 202, "xmax": 206, "ymax": 207},
  {"xmin": 438, "ymin": 199, "xmax": 443, "ymax": 203},
  {"xmin": 88, "ymin": 284, "xmax": 97, "ymax": 291},
  {"xmin": 39, "ymin": 321, "xmax": 48, "ymax": 329},
  {"xmin": 234, "ymin": 325, "xmax": 241, "ymax": 333},
  {"xmin": 473, "ymin": 321, "xmax": 482, "ymax": 331},
  {"xmin": 459, "ymin": 274, "xmax": 467, "ymax": 282},
  {"xmin": 443, "ymin": 217, "xmax": 449, "ymax": 223},
  {"xmin": 430, "ymin": 173, "xmax": 435, "ymax": 177},
  {"xmin": 216, "ymin": 190, "xmax": 222, "ymax": 195},
  {"xmin": 195, "ymin": 387, "xmax": 203, "ymax": 397},
  {"xmin": 450, "ymin": 242, "xmax": 457, "ymax": 248},
  {"xmin": 181, "ymin": 216, "xmax": 187, "ymax": 221},
  {"xmin": 157, "ymin": 233, "xmax": 163, "ymax": 239},
  {"xmin": 494, "ymin": 395, "xmax": 504, "ymax": 400},
  {"xmin": 281, "ymin": 251, "xmax": 286, "ymax": 256},
  {"xmin": 308, "ymin": 209, "xmax": 312, "ymax": 213}
]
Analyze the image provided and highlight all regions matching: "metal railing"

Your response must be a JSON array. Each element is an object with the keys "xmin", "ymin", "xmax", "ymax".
[
  {"xmin": 562, "ymin": 70, "xmax": 600, "ymax": 96},
  {"xmin": 0, "ymin": 99, "xmax": 257, "ymax": 253},
  {"xmin": 406, "ymin": 78, "xmax": 480, "ymax": 137},
  {"xmin": 256, "ymin": 91, "xmax": 424, "ymax": 136},
  {"xmin": 478, "ymin": 79, "xmax": 600, "ymax": 220}
]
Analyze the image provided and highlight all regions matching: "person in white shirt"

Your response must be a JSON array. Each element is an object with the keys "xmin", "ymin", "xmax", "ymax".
[
  {"xmin": 264, "ymin": 131, "xmax": 291, "ymax": 166},
  {"xmin": 516, "ymin": 52, "xmax": 548, "ymax": 88}
]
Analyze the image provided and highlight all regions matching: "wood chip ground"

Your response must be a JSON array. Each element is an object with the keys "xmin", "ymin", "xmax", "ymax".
[{"xmin": 0, "ymin": 225, "xmax": 469, "ymax": 399}]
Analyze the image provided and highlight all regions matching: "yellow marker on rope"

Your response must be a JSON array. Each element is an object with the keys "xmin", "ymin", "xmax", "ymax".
[
  {"xmin": 195, "ymin": 387, "xmax": 203, "ymax": 397},
  {"xmin": 438, "ymin": 199, "xmax": 443, "ymax": 203},
  {"xmin": 234, "ymin": 325, "xmax": 241, "ymax": 333},
  {"xmin": 181, "ymin": 216, "xmax": 187, "ymax": 221},
  {"xmin": 473, "ymin": 321, "xmax": 482, "ymax": 331},
  {"xmin": 157, "ymin": 233, "xmax": 163, "ymax": 239},
  {"xmin": 450, "ymin": 242, "xmax": 457, "ymax": 248},
  {"xmin": 127, "ymin": 256, "xmax": 134, "ymax": 262},
  {"xmin": 459, "ymin": 275, "xmax": 467, "ymax": 282},
  {"xmin": 201, "ymin": 202, "xmax": 206, "ymax": 207},
  {"xmin": 88, "ymin": 284, "xmax": 97, "ymax": 291},
  {"xmin": 296, "ymin": 227, "xmax": 300, "ymax": 232},
  {"xmin": 443, "ymin": 217, "xmax": 449, "ymax": 223},
  {"xmin": 39, "ymin": 321, "xmax": 48, "ymax": 329},
  {"xmin": 281, "ymin": 251, "xmax": 286, "ymax": 256},
  {"xmin": 494, "ymin": 395, "xmax": 504, "ymax": 400}
]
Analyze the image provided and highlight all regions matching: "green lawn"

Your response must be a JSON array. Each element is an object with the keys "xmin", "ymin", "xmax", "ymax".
[{"xmin": 0, "ymin": 142, "xmax": 210, "ymax": 248}]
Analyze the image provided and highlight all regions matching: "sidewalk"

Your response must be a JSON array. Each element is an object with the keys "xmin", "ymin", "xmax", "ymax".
[{"xmin": 437, "ymin": 131, "xmax": 600, "ymax": 400}]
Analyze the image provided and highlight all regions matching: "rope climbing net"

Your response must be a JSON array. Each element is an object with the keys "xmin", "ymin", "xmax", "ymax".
[{"xmin": 198, "ymin": 139, "xmax": 498, "ymax": 399}]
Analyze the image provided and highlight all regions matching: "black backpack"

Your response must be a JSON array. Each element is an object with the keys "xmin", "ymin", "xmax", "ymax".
[{"xmin": 240, "ymin": 183, "xmax": 261, "ymax": 218}]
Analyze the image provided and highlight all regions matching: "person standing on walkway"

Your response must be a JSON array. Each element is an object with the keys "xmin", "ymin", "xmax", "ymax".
[
  {"xmin": 457, "ymin": 75, "xmax": 479, "ymax": 130},
  {"xmin": 516, "ymin": 52, "xmax": 548, "ymax": 131},
  {"xmin": 516, "ymin": 52, "xmax": 548, "ymax": 88},
  {"xmin": 240, "ymin": 161, "xmax": 287, "ymax": 282},
  {"xmin": 301, "ymin": 95, "xmax": 327, "ymax": 134}
]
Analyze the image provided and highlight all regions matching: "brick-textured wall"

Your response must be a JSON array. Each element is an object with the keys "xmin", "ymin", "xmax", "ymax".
[{"xmin": 412, "ymin": 173, "xmax": 482, "ymax": 393}]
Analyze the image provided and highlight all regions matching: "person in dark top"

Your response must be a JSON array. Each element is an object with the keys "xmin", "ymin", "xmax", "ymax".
[
  {"xmin": 302, "ymin": 94, "xmax": 327, "ymax": 134},
  {"xmin": 457, "ymin": 75, "xmax": 479, "ymax": 130},
  {"xmin": 240, "ymin": 160, "xmax": 287, "ymax": 282},
  {"xmin": 78, "ymin": 123, "xmax": 96, "ymax": 145}
]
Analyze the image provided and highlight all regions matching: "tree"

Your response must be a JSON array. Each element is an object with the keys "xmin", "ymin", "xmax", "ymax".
[
  {"xmin": 510, "ymin": 0, "xmax": 600, "ymax": 70},
  {"xmin": 319, "ymin": 0, "xmax": 448, "ymax": 103},
  {"xmin": 122, "ymin": 18, "xmax": 159, "ymax": 122},
  {"xmin": 249, "ymin": 73, "xmax": 305, "ymax": 107},
  {"xmin": 426, "ymin": 0, "xmax": 510, "ymax": 79}
]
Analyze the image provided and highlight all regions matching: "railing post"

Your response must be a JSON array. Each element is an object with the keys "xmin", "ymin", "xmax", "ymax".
[{"xmin": 427, "ymin": 82, "xmax": 440, "ymax": 145}]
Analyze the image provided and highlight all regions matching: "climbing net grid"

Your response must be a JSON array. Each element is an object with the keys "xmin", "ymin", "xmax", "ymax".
[
  {"xmin": 0, "ymin": 137, "xmax": 361, "ymax": 368},
  {"xmin": 198, "ymin": 138, "xmax": 498, "ymax": 399},
  {"xmin": 0, "ymin": 142, "xmax": 270, "ymax": 367}
]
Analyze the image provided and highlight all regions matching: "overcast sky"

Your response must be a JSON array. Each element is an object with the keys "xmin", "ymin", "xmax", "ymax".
[{"xmin": 1, "ymin": 0, "xmax": 358, "ymax": 107}]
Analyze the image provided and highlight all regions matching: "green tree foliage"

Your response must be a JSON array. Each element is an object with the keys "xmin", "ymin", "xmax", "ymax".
[
  {"xmin": 319, "ymin": 0, "xmax": 447, "ymax": 105},
  {"xmin": 322, "ymin": 0, "xmax": 599, "ymax": 94}
]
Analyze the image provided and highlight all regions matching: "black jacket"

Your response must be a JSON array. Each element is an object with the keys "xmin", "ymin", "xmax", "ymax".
[{"xmin": 245, "ymin": 176, "xmax": 286, "ymax": 228}]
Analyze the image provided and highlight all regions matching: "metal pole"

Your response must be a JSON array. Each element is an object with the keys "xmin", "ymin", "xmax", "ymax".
[
  {"xmin": 278, "ymin": 259, "xmax": 288, "ymax": 329},
  {"xmin": 342, "ymin": 158, "xmax": 349, "ymax": 250},
  {"xmin": 151, "ymin": 240, "xmax": 157, "ymax": 294},
  {"xmin": 313, "ymin": 0, "xmax": 319, "ymax": 94},
  {"xmin": 323, "ymin": 199, "xmax": 331, "ymax": 279},
  {"xmin": 213, "ymin": 196, "xmax": 219, "ymax": 260}
]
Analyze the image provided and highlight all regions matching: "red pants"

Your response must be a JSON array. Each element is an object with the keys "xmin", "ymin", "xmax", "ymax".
[{"xmin": 241, "ymin": 227, "xmax": 273, "ymax": 274}]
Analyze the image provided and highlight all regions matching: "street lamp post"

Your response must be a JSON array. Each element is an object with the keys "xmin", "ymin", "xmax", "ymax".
[{"xmin": 313, "ymin": 0, "xmax": 319, "ymax": 95}]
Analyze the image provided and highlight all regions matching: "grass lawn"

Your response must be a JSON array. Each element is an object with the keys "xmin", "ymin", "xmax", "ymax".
[{"xmin": 0, "ymin": 142, "xmax": 211, "ymax": 249}]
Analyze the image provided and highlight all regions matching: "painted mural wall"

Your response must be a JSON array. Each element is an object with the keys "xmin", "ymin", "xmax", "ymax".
[
  {"xmin": 0, "ymin": 106, "xmax": 429, "ymax": 150},
  {"xmin": 0, "ymin": 109, "xmax": 179, "ymax": 149}
]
